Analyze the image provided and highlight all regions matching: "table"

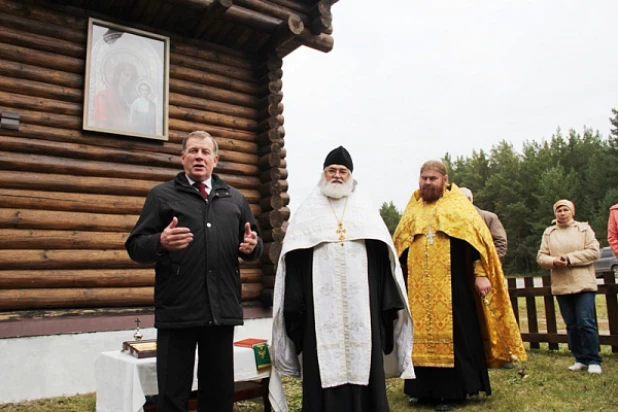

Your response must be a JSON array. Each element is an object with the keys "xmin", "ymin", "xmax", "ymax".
[{"xmin": 95, "ymin": 346, "xmax": 275, "ymax": 412}]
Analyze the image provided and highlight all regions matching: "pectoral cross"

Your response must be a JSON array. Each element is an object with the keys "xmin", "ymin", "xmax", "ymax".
[
  {"xmin": 336, "ymin": 222, "xmax": 347, "ymax": 246},
  {"xmin": 426, "ymin": 229, "xmax": 435, "ymax": 245}
]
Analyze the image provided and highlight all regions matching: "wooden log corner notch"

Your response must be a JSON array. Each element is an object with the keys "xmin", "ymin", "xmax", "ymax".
[
  {"xmin": 262, "ymin": 14, "xmax": 304, "ymax": 54},
  {"xmin": 0, "ymin": 112, "xmax": 20, "ymax": 131},
  {"xmin": 311, "ymin": 0, "xmax": 333, "ymax": 35}
]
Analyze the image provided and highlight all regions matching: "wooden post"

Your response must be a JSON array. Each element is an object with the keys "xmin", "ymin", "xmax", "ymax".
[
  {"xmin": 602, "ymin": 272, "xmax": 618, "ymax": 353},
  {"xmin": 524, "ymin": 276, "xmax": 540, "ymax": 350},
  {"xmin": 541, "ymin": 276, "xmax": 559, "ymax": 350}
]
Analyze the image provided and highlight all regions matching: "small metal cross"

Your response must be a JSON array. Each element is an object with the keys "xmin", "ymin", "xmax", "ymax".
[{"xmin": 427, "ymin": 229, "xmax": 435, "ymax": 245}]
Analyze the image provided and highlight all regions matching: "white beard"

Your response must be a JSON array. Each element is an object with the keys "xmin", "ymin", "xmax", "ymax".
[{"xmin": 318, "ymin": 174, "xmax": 354, "ymax": 199}]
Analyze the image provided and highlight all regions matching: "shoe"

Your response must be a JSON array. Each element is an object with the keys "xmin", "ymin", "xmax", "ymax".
[
  {"xmin": 588, "ymin": 364, "xmax": 602, "ymax": 374},
  {"xmin": 435, "ymin": 403, "xmax": 455, "ymax": 411},
  {"xmin": 409, "ymin": 397, "xmax": 432, "ymax": 408},
  {"xmin": 435, "ymin": 398, "xmax": 463, "ymax": 411},
  {"xmin": 568, "ymin": 362, "xmax": 586, "ymax": 371}
]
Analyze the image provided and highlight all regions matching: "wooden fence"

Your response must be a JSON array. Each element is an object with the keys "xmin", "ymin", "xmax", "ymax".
[{"xmin": 507, "ymin": 271, "xmax": 618, "ymax": 353}]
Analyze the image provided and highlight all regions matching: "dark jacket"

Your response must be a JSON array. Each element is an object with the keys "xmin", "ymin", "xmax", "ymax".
[{"xmin": 125, "ymin": 172, "xmax": 263, "ymax": 328}]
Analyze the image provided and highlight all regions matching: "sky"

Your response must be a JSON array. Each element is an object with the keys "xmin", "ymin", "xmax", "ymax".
[{"xmin": 280, "ymin": 0, "xmax": 618, "ymax": 213}]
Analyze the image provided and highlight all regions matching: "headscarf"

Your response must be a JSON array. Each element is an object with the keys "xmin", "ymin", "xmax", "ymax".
[{"xmin": 553, "ymin": 199, "xmax": 575, "ymax": 216}]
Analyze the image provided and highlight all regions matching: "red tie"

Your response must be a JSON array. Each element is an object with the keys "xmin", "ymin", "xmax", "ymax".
[{"xmin": 194, "ymin": 182, "xmax": 208, "ymax": 200}]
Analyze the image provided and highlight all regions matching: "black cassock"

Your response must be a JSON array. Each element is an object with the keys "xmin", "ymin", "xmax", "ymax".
[
  {"xmin": 283, "ymin": 239, "xmax": 405, "ymax": 412},
  {"xmin": 403, "ymin": 238, "xmax": 492, "ymax": 402}
]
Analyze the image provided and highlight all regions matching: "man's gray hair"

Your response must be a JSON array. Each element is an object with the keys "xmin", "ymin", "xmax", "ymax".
[
  {"xmin": 181, "ymin": 131, "xmax": 219, "ymax": 155},
  {"xmin": 459, "ymin": 187, "xmax": 473, "ymax": 203}
]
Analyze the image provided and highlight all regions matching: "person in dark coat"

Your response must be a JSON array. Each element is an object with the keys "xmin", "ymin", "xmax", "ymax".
[{"xmin": 126, "ymin": 131, "xmax": 263, "ymax": 412}]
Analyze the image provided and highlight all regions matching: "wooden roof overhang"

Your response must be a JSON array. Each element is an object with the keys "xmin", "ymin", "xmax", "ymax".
[{"xmin": 46, "ymin": 0, "xmax": 338, "ymax": 57}]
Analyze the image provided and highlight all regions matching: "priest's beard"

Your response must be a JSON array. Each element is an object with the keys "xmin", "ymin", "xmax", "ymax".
[
  {"xmin": 420, "ymin": 184, "xmax": 445, "ymax": 203},
  {"xmin": 319, "ymin": 174, "xmax": 354, "ymax": 199}
]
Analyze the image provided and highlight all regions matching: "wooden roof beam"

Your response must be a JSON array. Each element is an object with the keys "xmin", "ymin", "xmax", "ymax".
[
  {"xmin": 299, "ymin": 29, "xmax": 334, "ymax": 53},
  {"xmin": 268, "ymin": 0, "xmax": 312, "ymax": 15},
  {"xmin": 223, "ymin": 4, "xmax": 283, "ymax": 32},
  {"xmin": 164, "ymin": 0, "xmax": 215, "ymax": 11},
  {"xmin": 310, "ymin": 0, "xmax": 332, "ymax": 35},
  {"xmin": 193, "ymin": 0, "xmax": 233, "ymax": 38},
  {"xmin": 261, "ymin": 14, "xmax": 304, "ymax": 54},
  {"xmin": 274, "ymin": 26, "xmax": 334, "ymax": 58},
  {"xmin": 233, "ymin": 0, "xmax": 310, "ymax": 23}
]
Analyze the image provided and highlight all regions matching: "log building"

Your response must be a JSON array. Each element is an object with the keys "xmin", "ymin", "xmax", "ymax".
[{"xmin": 0, "ymin": 0, "xmax": 340, "ymax": 336}]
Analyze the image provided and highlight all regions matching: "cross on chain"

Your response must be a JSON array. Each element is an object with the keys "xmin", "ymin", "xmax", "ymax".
[{"xmin": 336, "ymin": 222, "xmax": 347, "ymax": 246}]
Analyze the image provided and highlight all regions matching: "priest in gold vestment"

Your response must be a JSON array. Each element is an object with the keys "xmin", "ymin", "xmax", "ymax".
[{"xmin": 393, "ymin": 160, "xmax": 526, "ymax": 411}]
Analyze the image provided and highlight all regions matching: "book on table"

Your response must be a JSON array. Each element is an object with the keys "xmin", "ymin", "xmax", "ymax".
[
  {"xmin": 234, "ymin": 338, "xmax": 268, "ymax": 348},
  {"xmin": 122, "ymin": 339, "xmax": 157, "ymax": 358},
  {"xmin": 234, "ymin": 338, "xmax": 271, "ymax": 371}
]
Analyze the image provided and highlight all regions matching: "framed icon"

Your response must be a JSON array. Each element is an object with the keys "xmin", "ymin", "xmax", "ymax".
[{"xmin": 83, "ymin": 18, "xmax": 170, "ymax": 141}]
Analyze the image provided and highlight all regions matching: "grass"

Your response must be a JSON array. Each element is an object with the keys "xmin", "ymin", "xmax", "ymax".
[
  {"xmin": 1, "ymin": 347, "xmax": 617, "ymax": 411},
  {"xmin": 2, "ymin": 289, "xmax": 615, "ymax": 411},
  {"xmin": 384, "ymin": 347, "xmax": 618, "ymax": 411},
  {"xmin": 0, "ymin": 394, "xmax": 96, "ymax": 412}
]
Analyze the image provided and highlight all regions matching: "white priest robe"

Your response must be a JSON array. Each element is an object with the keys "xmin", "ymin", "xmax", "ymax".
[{"xmin": 270, "ymin": 182, "xmax": 414, "ymax": 411}]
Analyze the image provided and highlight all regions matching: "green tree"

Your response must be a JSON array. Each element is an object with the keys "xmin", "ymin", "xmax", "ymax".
[
  {"xmin": 592, "ymin": 188, "xmax": 618, "ymax": 247},
  {"xmin": 610, "ymin": 108, "xmax": 618, "ymax": 139},
  {"xmin": 379, "ymin": 201, "xmax": 401, "ymax": 236},
  {"xmin": 442, "ymin": 121, "xmax": 618, "ymax": 275}
]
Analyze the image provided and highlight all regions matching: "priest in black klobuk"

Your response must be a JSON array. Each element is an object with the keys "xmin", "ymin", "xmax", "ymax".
[{"xmin": 270, "ymin": 146, "xmax": 415, "ymax": 411}]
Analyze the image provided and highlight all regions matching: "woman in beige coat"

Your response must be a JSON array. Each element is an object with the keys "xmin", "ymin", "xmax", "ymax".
[{"xmin": 537, "ymin": 199, "xmax": 601, "ymax": 374}]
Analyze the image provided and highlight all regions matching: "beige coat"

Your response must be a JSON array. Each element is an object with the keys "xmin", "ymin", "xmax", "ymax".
[{"xmin": 537, "ymin": 220, "xmax": 600, "ymax": 295}]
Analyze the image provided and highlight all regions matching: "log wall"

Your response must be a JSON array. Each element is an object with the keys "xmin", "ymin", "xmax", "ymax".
[{"xmin": 0, "ymin": 0, "xmax": 288, "ymax": 312}]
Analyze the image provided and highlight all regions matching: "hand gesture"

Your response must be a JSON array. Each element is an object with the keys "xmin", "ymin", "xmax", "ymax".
[
  {"xmin": 158, "ymin": 217, "xmax": 193, "ymax": 252},
  {"xmin": 239, "ymin": 222, "xmax": 258, "ymax": 254}
]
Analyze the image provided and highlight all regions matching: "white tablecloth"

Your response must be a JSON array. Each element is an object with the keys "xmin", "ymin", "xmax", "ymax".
[{"xmin": 95, "ymin": 346, "xmax": 275, "ymax": 412}]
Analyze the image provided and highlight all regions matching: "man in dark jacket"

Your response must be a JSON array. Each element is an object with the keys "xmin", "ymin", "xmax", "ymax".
[{"xmin": 126, "ymin": 130, "xmax": 263, "ymax": 412}]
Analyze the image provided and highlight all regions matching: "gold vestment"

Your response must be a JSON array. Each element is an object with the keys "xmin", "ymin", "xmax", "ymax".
[{"xmin": 393, "ymin": 183, "xmax": 527, "ymax": 368}]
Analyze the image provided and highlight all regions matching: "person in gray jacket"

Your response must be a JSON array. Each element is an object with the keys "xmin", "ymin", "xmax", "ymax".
[
  {"xmin": 460, "ymin": 187, "xmax": 507, "ymax": 259},
  {"xmin": 126, "ymin": 131, "xmax": 263, "ymax": 412},
  {"xmin": 537, "ymin": 199, "xmax": 601, "ymax": 374}
]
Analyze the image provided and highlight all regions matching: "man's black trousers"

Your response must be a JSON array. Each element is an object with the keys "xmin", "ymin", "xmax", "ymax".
[{"xmin": 156, "ymin": 325, "xmax": 235, "ymax": 412}]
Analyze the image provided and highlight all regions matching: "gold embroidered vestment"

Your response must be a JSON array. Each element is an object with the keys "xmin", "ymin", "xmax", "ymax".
[{"xmin": 394, "ymin": 183, "xmax": 527, "ymax": 368}]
